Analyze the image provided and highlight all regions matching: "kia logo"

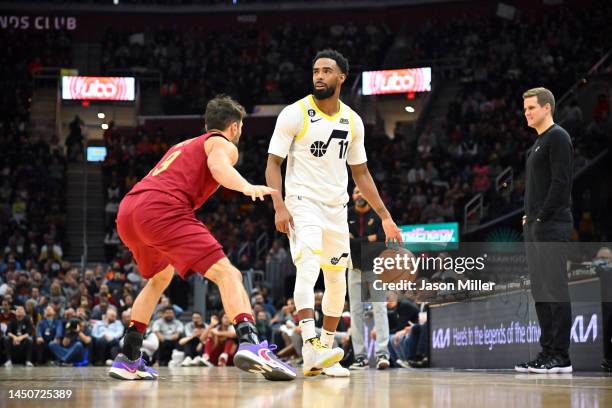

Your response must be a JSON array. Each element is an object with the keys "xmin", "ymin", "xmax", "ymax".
[
  {"xmin": 571, "ymin": 314, "xmax": 597, "ymax": 343},
  {"xmin": 432, "ymin": 328, "xmax": 450, "ymax": 349}
]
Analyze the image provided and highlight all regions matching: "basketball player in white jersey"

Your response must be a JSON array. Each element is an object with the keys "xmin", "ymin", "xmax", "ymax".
[{"xmin": 266, "ymin": 49, "xmax": 403, "ymax": 377}]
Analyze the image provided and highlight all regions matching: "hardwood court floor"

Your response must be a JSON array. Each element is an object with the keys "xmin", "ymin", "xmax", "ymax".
[{"xmin": 0, "ymin": 366, "xmax": 611, "ymax": 408}]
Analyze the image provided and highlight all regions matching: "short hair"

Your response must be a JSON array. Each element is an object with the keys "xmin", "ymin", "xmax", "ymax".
[
  {"xmin": 204, "ymin": 94, "xmax": 246, "ymax": 132},
  {"xmin": 523, "ymin": 87, "xmax": 556, "ymax": 115},
  {"xmin": 163, "ymin": 305, "xmax": 175, "ymax": 313},
  {"xmin": 313, "ymin": 49, "xmax": 349, "ymax": 75}
]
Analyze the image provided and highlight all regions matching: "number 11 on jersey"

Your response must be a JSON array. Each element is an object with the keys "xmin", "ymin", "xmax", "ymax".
[{"xmin": 338, "ymin": 140, "xmax": 349, "ymax": 159}]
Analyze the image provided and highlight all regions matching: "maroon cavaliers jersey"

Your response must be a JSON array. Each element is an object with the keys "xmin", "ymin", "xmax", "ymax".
[{"xmin": 128, "ymin": 132, "xmax": 226, "ymax": 210}]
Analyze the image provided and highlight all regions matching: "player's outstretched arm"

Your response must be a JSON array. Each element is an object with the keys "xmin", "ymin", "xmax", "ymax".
[
  {"xmin": 350, "ymin": 162, "xmax": 403, "ymax": 247},
  {"xmin": 266, "ymin": 154, "xmax": 294, "ymax": 234},
  {"xmin": 206, "ymin": 137, "xmax": 275, "ymax": 201}
]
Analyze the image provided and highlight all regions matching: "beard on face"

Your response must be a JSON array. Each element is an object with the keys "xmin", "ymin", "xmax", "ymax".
[
  {"xmin": 232, "ymin": 124, "xmax": 242, "ymax": 146},
  {"xmin": 313, "ymin": 82, "xmax": 336, "ymax": 100}
]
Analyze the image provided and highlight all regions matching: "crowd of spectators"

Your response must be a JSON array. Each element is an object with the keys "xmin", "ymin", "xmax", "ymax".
[
  {"xmin": 386, "ymin": 3, "xmax": 612, "ymax": 224},
  {"xmin": 2, "ymin": 240, "xmax": 431, "ymax": 369},
  {"xmin": 1, "ymin": 29, "xmax": 72, "ymax": 261},
  {"xmin": 0, "ymin": 28, "xmax": 121, "ymax": 368},
  {"xmin": 101, "ymin": 21, "xmax": 392, "ymax": 113},
  {"xmin": 0, "ymin": 27, "xmax": 76, "ymax": 367},
  {"xmin": 2, "ymin": 240, "xmax": 208, "ymax": 368}
]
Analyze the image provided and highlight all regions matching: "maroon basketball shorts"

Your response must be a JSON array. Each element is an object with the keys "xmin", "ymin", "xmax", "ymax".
[{"xmin": 116, "ymin": 190, "xmax": 225, "ymax": 279}]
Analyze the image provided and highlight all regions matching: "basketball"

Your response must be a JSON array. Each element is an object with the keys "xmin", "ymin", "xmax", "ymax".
[{"xmin": 375, "ymin": 246, "xmax": 419, "ymax": 284}]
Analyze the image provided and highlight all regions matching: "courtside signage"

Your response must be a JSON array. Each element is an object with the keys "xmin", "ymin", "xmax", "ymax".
[
  {"xmin": 399, "ymin": 222, "xmax": 459, "ymax": 251},
  {"xmin": 362, "ymin": 67, "xmax": 432, "ymax": 96},
  {"xmin": 62, "ymin": 76, "xmax": 135, "ymax": 101}
]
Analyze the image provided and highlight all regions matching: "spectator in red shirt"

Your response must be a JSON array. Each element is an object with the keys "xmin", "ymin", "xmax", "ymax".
[{"xmin": 1, "ymin": 299, "xmax": 15, "ymax": 327}]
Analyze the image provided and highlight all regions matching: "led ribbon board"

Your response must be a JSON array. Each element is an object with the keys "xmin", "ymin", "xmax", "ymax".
[
  {"xmin": 62, "ymin": 76, "xmax": 135, "ymax": 101},
  {"xmin": 362, "ymin": 67, "xmax": 432, "ymax": 96}
]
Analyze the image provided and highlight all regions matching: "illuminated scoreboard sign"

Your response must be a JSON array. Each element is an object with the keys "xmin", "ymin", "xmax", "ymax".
[
  {"xmin": 362, "ymin": 67, "xmax": 432, "ymax": 96},
  {"xmin": 87, "ymin": 147, "xmax": 107, "ymax": 162},
  {"xmin": 400, "ymin": 222, "xmax": 459, "ymax": 251},
  {"xmin": 62, "ymin": 76, "xmax": 136, "ymax": 101}
]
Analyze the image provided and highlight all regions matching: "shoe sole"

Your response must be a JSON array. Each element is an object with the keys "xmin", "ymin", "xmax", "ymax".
[
  {"xmin": 514, "ymin": 366, "xmax": 529, "ymax": 373},
  {"xmin": 234, "ymin": 351, "xmax": 296, "ymax": 381},
  {"xmin": 321, "ymin": 371, "xmax": 351, "ymax": 378},
  {"xmin": 108, "ymin": 367, "xmax": 155, "ymax": 380},
  {"xmin": 322, "ymin": 370, "xmax": 350, "ymax": 377},
  {"xmin": 108, "ymin": 367, "xmax": 158, "ymax": 381},
  {"xmin": 348, "ymin": 365, "xmax": 369, "ymax": 370},
  {"xmin": 377, "ymin": 361, "xmax": 390, "ymax": 370},
  {"xmin": 304, "ymin": 368, "xmax": 323, "ymax": 376},
  {"xmin": 528, "ymin": 366, "xmax": 573, "ymax": 374},
  {"xmin": 303, "ymin": 349, "xmax": 344, "ymax": 377},
  {"xmin": 109, "ymin": 368, "xmax": 138, "ymax": 380}
]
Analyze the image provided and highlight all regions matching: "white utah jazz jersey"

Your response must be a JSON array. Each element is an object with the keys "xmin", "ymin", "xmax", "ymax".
[{"xmin": 268, "ymin": 94, "xmax": 367, "ymax": 206}]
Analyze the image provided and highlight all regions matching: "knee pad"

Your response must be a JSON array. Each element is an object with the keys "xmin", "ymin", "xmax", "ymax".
[
  {"xmin": 322, "ymin": 269, "xmax": 347, "ymax": 317},
  {"xmin": 293, "ymin": 250, "xmax": 320, "ymax": 312}
]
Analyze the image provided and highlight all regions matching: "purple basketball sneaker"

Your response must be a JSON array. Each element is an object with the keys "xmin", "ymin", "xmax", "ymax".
[
  {"xmin": 233, "ymin": 341, "xmax": 296, "ymax": 381},
  {"xmin": 109, "ymin": 353, "xmax": 158, "ymax": 380}
]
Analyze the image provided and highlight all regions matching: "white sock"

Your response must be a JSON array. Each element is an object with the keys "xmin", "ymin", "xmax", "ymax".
[
  {"xmin": 321, "ymin": 330, "xmax": 335, "ymax": 348},
  {"xmin": 299, "ymin": 318, "xmax": 317, "ymax": 342}
]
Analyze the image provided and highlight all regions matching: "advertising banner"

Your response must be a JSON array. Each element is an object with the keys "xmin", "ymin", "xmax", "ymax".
[
  {"xmin": 362, "ymin": 67, "xmax": 432, "ymax": 95},
  {"xmin": 62, "ymin": 76, "xmax": 135, "ymax": 101}
]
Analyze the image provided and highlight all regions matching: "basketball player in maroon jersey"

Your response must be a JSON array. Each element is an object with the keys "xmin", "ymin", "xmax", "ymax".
[{"xmin": 108, "ymin": 95, "xmax": 296, "ymax": 381}]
